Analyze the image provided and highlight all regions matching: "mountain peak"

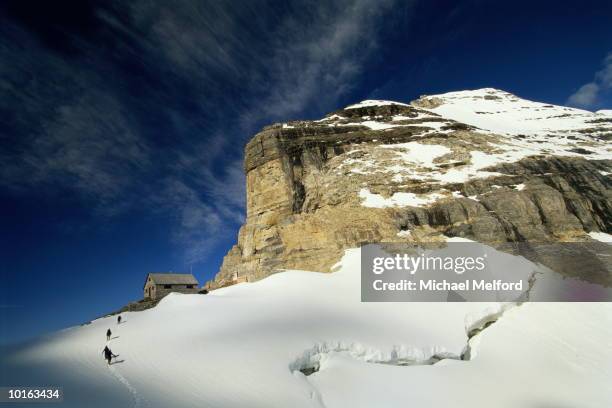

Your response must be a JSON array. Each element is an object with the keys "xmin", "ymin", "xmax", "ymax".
[
  {"xmin": 412, "ymin": 87, "xmax": 604, "ymax": 135},
  {"xmin": 344, "ymin": 99, "xmax": 409, "ymax": 110}
]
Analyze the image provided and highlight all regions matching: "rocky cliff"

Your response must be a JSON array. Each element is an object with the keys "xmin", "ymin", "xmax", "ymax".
[{"xmin": 207, "ymin": 88, "xmax": 612, "ymax": 289}]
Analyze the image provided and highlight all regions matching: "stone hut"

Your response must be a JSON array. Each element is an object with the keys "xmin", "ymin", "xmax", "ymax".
[{"xmin": 143, "ymin": 273, "xmax": 200, "ymax": 300}]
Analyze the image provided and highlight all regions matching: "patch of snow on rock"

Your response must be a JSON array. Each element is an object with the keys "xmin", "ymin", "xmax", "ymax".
[
  {"xmin": 379, "ymin": 142, "xmax": 451, "ymax": 168},
  {"xmin": 345, "ymin": 99, "xmax": 409, "ymax": 110},
  {"xmin": 359, "ymin": 188, "xmax": 444, "ymax": 208},
  {"xmin": 589, "ymin": 231, "xmax": 612, "ymax": 244}
]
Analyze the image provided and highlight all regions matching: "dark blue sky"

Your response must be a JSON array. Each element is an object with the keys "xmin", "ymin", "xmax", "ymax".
[{"xmin": 1, "ymin": 0, "xmax": 611, "ymax": 344}]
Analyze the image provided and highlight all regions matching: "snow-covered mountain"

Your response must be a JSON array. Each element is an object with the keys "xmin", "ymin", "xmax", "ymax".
[
  {"xmin": 2, "ymin": 89, "xmax": 610, "ymax": 408},
  {"xmin": 213, "ymin": 88, "xmax": 611, "ymax": 288},
  {"xmin": 2, "ymin": 248, "xmax": 611, "ymax": 407}
]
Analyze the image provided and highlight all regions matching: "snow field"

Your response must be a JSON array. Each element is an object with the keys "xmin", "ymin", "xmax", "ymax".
[{"xmin": 2, "ymin": 247, "xmax": 611, "ymax": 407}]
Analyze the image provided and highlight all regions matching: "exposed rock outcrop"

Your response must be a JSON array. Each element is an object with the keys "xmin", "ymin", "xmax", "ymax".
[{"xmin": 207, "ymin": 89, "xmax": 612, "ymax": 289}]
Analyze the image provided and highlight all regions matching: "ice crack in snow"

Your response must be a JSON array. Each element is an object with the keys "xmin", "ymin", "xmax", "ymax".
[{"xmin": 290, "ymin": 306, "xmax": 514, "ymax": 377}]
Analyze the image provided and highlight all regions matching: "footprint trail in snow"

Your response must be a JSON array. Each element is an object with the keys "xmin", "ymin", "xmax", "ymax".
[{"xmin": 109, "ymin": 365, "xmax": 146, "ymax": 408}]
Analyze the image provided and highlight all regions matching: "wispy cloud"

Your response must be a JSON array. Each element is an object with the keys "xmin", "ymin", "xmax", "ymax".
[
  {"xmin": 155, "ymin": 178, "xmax": 225, "ymax": 265},
  {"xmin": 244, "ymin": 0, "xmax": 399, "ymax": 123},
  {"xmin": 567, "ymin": 52, "xmax": 612, "ymax": 108},
  {"xmin": 0, "ymin": 0, "xmax": 407, "ymax": 265},
  {"xmin": 0, "ymin": 24, "xmax": 150, "ymax": 216},
  {"xmin": 124, "ymin": 0, "xmax": 405, "ymax": 263}
]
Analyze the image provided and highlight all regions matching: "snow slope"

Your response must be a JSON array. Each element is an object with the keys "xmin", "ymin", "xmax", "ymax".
[
  {"xmin": 2, "ymin": 248, "xmax": 611, "ymax": 408},
  {"xmin": 310, "ymin": 302, "xmax": 612, "ymax": 408},
  {"xmin": 422, "ymin": 88, "xmax": 604, "ymax": 135}
]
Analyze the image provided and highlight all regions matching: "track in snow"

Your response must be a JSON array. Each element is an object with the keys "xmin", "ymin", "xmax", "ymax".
[{"xmin": 109, "ymin": 364, "xmax": 146, "ymax": 408}]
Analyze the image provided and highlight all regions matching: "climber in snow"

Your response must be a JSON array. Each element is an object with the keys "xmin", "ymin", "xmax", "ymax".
[
  {"xmin": 106, "ymin": 328, "xmax": 112, "ymax": 341},
  {"xmin": 117, "ymin": 315, "xmax": 122, "ymax": 325},
  {"xmin": 102, "ymin": 345, "xmax": 117, "ymax": 366}
]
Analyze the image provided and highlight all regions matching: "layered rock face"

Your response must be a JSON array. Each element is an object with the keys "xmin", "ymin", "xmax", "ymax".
[{"xmin": 207, "ymin": 89, "xmax": 612, "ymax": 289}]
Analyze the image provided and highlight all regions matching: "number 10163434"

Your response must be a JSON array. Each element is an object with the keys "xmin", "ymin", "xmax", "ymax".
[{"xmin": 0, "ymin": 387, "xmax": 62, "ymax": 403}]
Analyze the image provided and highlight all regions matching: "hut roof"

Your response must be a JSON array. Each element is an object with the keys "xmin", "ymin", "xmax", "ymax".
[{"xmin": 145, "ymin": 273, "xmax": 199, "ymax": 288}]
